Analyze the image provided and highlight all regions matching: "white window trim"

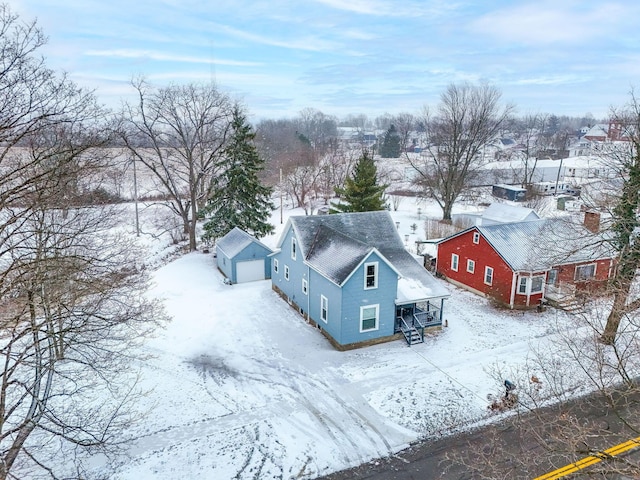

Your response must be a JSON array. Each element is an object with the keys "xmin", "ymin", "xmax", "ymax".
[
  {"xmin": 473, "ymin": 232, "xmax": 480, "ymax": 244},
  {"xmin": 291, "ymin": 237, "xmax": 297, "ymax": 260},
  {"xmin": 467, "ymin": 259, "xmax": 475, "ymax": 273},
  {"xmin": 575, "ymin": 263, "xmax": 597, "ymax": 282},
  {"xmin": 284, "ymin": 265, "xmax": 290, "ymax": 281},
  {"xmin": 302, "ymin": 278, "xmax": 308, "ymax": 295},
  {"xmin": 320, "ymin": 295, "xmax": 328, "ymax": 323},
  {"xmin": 364, "ymin": 261, "xmax": 378, "ymax": 290},
  {"xmin": 451, "ymin": 253, "xmax": 459, "ymax": 272},
  {"xmin": 484, "ymin": 266, "xmax": 493, "ymax": 285},
  {"xmin": 518, "ymin": 277, "xmax": 528, "ymax": 294},
  {"xmin": 359, "ymin": 304, "xmax": 379, "ymax": 333},
  {"xmin": 530, "ymin": 276, "xmax": 544, "ymax": 294},
  {"xmin": 273, "ymin": 258, "xmax": 279, "ymax": 273}
]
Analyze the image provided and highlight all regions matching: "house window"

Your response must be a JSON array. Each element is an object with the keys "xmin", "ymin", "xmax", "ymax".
[
  {"xmin": 531, "ymin": 276, "xmax": 544, "ymax": 293},
  {"xmin": 484, "ymin": 266, "xmax": 493, "ymax": 285},
  {"xmin": 223, "ymin": 257, "xmax": 226, "ymax": 265},
  {"xmin": 320, "ymin": 295, "xmax": 328, "ymax": 323},
  {"xmin": 547, "ymin": 269, "xmax": 558, "ymax": 285},
  {"xmin": 284, "ymin": 265, "xmax": 289, "ymax": 281},
  {"xmin": 518, "ymin": 277, "xmax": 528, "ymax": 294},
  {"xmin": 473, "ymin": 232, "xmax": 480, "ymax": 244},
  {"xmin": 364, "ymin": 262, "xmax": 378, "ymax": 289},
  {"xmin": 467, "ymin": 259, "xmax": 475, "ymax": 273},
  {"xmin": 451, "ymin": 254, "xmax": 459, "ymax": 272},
  {"xmin": 273, "ymin": 258, "xmax": 279, "ymax": 273},
  {"xmin": 575, "ymin": 263, "xmax": 596, "ymax": 281},
  {"xmin": 360, "ymin": 304, "xmax": 379, "ymax": 332},
  {"xmin": 302, "ymin": 278, "xmax": 308, "ymax": 295},
  {"xmin": 291, "ymin": 237, "xmax": 297, "ymax": 260}
]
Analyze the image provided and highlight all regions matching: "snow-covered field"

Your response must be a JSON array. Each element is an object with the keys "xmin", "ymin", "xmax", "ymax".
[{"xmin": 92, "ymin": 196, "xmax": 591, "ymax": 479}]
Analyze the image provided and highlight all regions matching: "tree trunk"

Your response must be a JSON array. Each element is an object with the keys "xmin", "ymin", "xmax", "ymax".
[
  {"xmin": 189, "ymin": 192, "xmax": 198, "ymax": 251},
  {"xmin": 442, "ymin": 202, "xmax": 453, "ymax": 222},
  {"xmin": 602, "ymin": 284, "xmax": 631, "ymax": 345},
  {"xmin": 602, "ymin": 261, "xmax": 636, "ymax": 345}
]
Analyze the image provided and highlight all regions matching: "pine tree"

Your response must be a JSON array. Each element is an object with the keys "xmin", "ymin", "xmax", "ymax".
[
  {"xmin": 201, "ymin": 107, "xmax": 275, "ymax": 242},
  {"xmin": 331, "ymin": 150, "xmax": 387, "ymax": 213},
  {"xmin": 379, "ymin": 124, "xmax": 401, "ymax": 158}
]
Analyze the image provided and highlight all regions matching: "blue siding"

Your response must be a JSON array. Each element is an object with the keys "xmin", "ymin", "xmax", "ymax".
[
  {"xmin": 272, "ymin": 225, "xmax": 309, "ymax": 306},
  {"xmin": 218, "ymin": 240, "xmax": 271, "ymax": 283},
  {"xmin": 216, "ymin": 249, "xmax": 233, "ymax": 281},
  {"xmin": 307, "ymin": 269, "xmax": 343, "ymax": 342},
  {"xmin": 339, "ymin": 252, "xmax": 397, "ymax": 345},
  {"xmin": 271, "ymin": 226, "xmax": 399, "ymax": 347},
  {"xmin": 231, "ymin": 242, "xmax": 272, "ymax": 281}
]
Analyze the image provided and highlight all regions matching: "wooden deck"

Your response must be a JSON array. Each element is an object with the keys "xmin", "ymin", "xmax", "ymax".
[{"xmin": 396, "ymin": 305, "xmax": 442, "ymax": 345}]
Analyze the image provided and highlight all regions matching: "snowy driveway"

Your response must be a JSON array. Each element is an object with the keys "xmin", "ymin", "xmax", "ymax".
[{"xmin": 106, "ymin": 252, "xmax": 565, "ymax": 479}]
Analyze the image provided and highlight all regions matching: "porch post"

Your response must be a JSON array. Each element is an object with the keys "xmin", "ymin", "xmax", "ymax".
[{"xmin": 509, "ymin": 272, "xmax": 517, "ymax": 309}]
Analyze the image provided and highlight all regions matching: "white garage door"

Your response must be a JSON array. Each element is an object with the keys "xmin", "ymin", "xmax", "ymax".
[{"xmin": 236, "ymin": 259, "xmax": 265, "ymax": 283}]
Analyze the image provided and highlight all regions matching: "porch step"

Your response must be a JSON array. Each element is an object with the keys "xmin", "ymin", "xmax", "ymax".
[
  {"xmin": 548, "ymin": 296, "xmax": 584, "ymax": 313},
  {"xmin": 402, "ymin": 326, "xmax": 424, "ymax": 346}
]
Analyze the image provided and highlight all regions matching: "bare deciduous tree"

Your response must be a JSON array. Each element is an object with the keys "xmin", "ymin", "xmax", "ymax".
[
  {"xmin": 410, "ymin": 83, "xmax": 514, "ymax": 221},
  {"xmin": 451, "ymin": 301, "xmax": 640, "ymax": 479},
  {"xmin": 0, "ymin": 8, "xmax": 163, "ymax": 478},
  {"xmin": 599, "ymin": 94, "xmax": 640, "ymax": 344},
  {"xmin": 119, "ymin": 79, "xmax": 234, "ymax": 251}
]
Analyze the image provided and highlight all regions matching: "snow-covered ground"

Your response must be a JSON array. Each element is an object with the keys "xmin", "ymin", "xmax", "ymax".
[{"xmin": 92, "ymin": 195, "xmax": 591, "ymax": 479}]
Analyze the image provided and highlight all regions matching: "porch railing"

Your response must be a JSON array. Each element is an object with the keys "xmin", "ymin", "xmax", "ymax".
[
  {"xmin": 545, "ymin": 282, "xmax": 576, "ymax": 302},
  {"xmin": 413, "ymin": 308, "xmax": 441, "ymax": 328}
]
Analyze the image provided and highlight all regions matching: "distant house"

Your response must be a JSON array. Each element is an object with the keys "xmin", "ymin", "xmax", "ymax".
[
  {"xmin": 451, "ymin": 203, "xmax": 539, "ymax": 229},
  {"xmin": 435, "ymin": 216, "xmax": 615, "ymax": 309},
  {"xmin": 270, "ymin": 211, "xmax": 450, "ymax": 349},
  {"xmin": 492, "ymin": 184, "xmax": 527, "ymax": 202},
  {"xmin": 479, "ymin": 203, "xmax": 540, "ymax": 226},
  {"xmin": 583, "ymin": 124, "xmax": 608, "ymax": 142},
  {"xmin": 216, "ymin": 228, "xmax": 273, "ymax": 284}
]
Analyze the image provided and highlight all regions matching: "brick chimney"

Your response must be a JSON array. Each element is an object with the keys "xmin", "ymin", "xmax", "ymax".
[{"xmin": 583, "ymin": 210, "xmax": 600, "ymax": 233}]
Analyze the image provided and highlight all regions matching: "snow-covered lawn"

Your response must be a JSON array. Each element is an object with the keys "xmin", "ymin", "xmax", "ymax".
[{"xmin": 94, "ymin": 197, "xmax": 587, "ymax": 479}]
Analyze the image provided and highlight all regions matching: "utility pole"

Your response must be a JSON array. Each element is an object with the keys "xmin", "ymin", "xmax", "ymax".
[
  {"xmin": 132, "ymin": 154, "xmax": 140, "ymax": 236},
  {"xmin": 280, "ymin": 167, "xmax": 283, "ymax": 224}
]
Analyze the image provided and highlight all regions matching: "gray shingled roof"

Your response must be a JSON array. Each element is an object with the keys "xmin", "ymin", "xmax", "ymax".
[
  {"xmin": 306, "ymin": 225, "xmax": 372, "ymax": 285},
  {"xmin": 216, "ymin": 227, "xmax": 271, "ymax": 258},
  {"xmin": 289, "ymin": 211, "xmax": 450, "ymax": 301},
  {"xmin": 477, "ymin": 218, "xmax": 616, "ymax": 271}
]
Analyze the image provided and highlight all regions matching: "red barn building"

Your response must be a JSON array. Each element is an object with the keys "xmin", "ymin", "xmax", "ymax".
[{"xmin": 436, "ymin": 218, "xmax": 616, "ymax": 309}]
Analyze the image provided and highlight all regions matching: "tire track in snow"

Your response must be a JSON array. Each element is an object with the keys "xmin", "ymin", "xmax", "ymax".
[{"xmin": 247, "ymin": 356, "xmax": 409, "ymax": 463}]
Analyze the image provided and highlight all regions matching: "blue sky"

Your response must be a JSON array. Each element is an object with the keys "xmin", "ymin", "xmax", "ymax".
[{"xmin": 9, "ymin": 0, "xmax": 640, "ymax": 121}]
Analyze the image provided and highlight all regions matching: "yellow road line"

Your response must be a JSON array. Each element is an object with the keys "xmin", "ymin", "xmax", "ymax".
[{"xmin": 533, "ymin": 436, "xmax": 640, "ymax": 480}]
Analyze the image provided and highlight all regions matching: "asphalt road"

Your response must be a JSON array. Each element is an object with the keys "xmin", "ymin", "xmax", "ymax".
[{"xmin": 318, "ymin": 389, "xmax": 640, "ymax": 480}]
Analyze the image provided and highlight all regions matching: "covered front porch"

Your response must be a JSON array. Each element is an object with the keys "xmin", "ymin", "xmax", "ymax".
[{"xmin": 394, "ymin": 299, "xmax": 444, "ymax": 345}]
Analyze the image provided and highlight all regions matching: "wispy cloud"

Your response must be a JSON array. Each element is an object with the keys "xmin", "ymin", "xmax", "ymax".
[
  {"xmin": 342, "ymin": 29, "xmax": 378, "ymax": 41},
  {"xmin": 84, "ymin": 49, "xmax": 262, "ymax": 67},
  {"xmin": 472, "ymin": 2, "xmax": 631, "ymax": 45},
  {"xmin": 311, "ymin": 0, "xmax": 456, "ymax": 18},
  {"xmin": 211, "ymin": 23, "xmax": 339, "ymax": 52}
]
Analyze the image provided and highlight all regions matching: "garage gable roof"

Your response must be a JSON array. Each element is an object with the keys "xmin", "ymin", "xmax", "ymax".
[{"xmin": 216, "ymin": 227, "xmax": 272, "ymax": 258}]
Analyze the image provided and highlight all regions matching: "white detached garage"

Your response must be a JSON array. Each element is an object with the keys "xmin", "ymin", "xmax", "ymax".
[{"xmin": 215, "ymin": 227, "xmax": 273, "ymax": 284}]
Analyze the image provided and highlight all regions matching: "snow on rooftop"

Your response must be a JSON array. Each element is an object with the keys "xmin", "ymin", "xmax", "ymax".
[
  {"xmin": 396, "ymin": 276, "xmax": 440, "ymax": 304},
  {"xmin": 80, "ymin": 196, "xmax": 609, "ymax": 480}
]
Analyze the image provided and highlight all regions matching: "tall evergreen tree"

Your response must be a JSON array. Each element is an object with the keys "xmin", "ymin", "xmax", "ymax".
[
  {"xmin": 201, "ymin": 106, "xmax": 275, "ymax": 242},
  {"xmin": 379, "ymin": 124, "xmax": 401, "ymax": 158},
  {"xmin": 331, "ymin": 150, "xmax": 387, "ymax": 213}
]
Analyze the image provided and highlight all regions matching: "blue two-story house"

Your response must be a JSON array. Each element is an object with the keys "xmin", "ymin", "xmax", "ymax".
[{"xmin": 270, "ymin": 211, "xmax": 450, "ymax": 349}]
